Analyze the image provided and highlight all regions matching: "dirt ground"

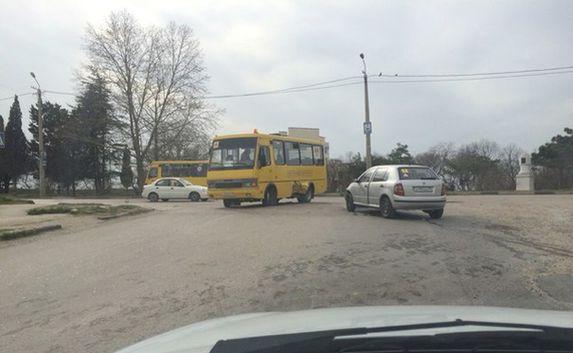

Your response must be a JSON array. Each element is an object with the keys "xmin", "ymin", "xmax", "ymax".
[{"xmin": 0, "ymin": 194, "xmax": 572, "ymax": 353}]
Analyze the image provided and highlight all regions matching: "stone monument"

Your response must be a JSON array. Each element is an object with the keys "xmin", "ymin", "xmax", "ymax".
[{"xmin": 516, "ymin": 153, "xmax": 534, "ymax": 192}]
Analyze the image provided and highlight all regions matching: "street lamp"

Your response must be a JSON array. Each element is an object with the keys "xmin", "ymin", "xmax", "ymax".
[
  {"xmin": 359, "ymin": 54, "xmax": 372, "ymax": 168},
  {"xmin": 30, "ymin": 72, "xmax": 45, "ymax": 196}
]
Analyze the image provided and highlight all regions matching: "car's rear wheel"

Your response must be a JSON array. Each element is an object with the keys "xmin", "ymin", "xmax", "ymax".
[
  {"xmin": 345, "ymin": 192, "xmax": 355, "ymax": 212},
  {"xmin": 148, "ymin": 193, "xmax": 159, "ymax": 202},
  {"xmin": 428, "ymin": 209, "xmax": 444, "ymax": 219},
  {"xmin": 379, "ymin": 196, "xmax": 396, "ymax": 218},
  {"xmin": 223, "ymin": 199, "xmax": 240, "ymax": 208},
  {"xmin": 262, "ymin": 187, "xmax": 278, "ymax": 206},
  {"xmin": 297, "ymin": 185, "xmax": 314, "ymax": 203},
  {"xmin": 189, "ymin": 192, "xmax": 201, "ymax": 202}
]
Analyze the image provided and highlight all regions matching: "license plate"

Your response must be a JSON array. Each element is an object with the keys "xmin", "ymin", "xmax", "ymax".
[{"xmin": 413, "ymin": 186, "xmax": 433, "ymax": 192}]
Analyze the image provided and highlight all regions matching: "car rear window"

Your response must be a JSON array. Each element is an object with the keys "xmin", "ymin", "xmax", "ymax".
[{"xmin": 398, "ymin": 167, "xmax": 438, "ymax": 180}]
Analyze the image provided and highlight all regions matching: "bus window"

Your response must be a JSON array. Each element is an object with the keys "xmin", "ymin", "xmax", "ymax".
[
  {"xmin": 300, "ymin": 144, "xmax": 313, "ymax": 165},
  {"xmin": 285, "ymin": 142, "xmax": 300, "ymax": 165},
  {"xmin": 313, "ymin": 145, "xmax": 324, "ymax": 165},
  {"xmin": 160, "ymin": 164, "xmax": 171, "ymax": 176},
  {"xmin": 272, "ymin": 140, "xmax": 285, "ymax": 165},
  {"xmin": 148, "ymin": 167, "xmax": 158, "ymax": 178},
  {"xmin": 259, "ymin": 146, "xmax": 271, "ymax": 167},
  {"xmin": 194, "ymin": 163, "xmax": 208, "ymax": 177}
]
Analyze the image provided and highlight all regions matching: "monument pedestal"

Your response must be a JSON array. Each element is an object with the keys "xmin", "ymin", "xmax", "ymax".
[{"xmin": 515, "ymin": 153, "xmax": 534, "ymax": 192}]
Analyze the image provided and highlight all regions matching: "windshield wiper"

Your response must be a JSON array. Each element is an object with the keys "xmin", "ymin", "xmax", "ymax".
[{"xmin": 210, "ymin": 319, "xmax": 573, "ymax": 353}]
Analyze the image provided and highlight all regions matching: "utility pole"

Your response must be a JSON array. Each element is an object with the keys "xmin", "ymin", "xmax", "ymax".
[
  {"xmin": 360, "ymin": 53, "xmax": 372, "ymax": 169},
  {"xmin": 30, "ymin": 72, "xmax": 45, "ymax": 196}
]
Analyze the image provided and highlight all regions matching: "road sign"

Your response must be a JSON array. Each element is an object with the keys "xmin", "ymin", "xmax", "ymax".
[
  {"xmin": 363, "ymin": 121, "xmax": 372, "ymax": 135},
  {"xmin": 0, "ymin": 131, "xmax": 5, "ymax": 149}
]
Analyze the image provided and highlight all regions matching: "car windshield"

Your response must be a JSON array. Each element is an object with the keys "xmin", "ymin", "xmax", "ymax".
[
  {"xmin": 209, "ymin": 138, "xmax": 257, "ymax": 170},
  {"xmin": 398, "ymin": 167, "xmax": 438, "ymax": 180}
]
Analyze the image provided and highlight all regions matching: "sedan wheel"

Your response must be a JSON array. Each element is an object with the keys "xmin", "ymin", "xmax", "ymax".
[
  {"xmin": 345, "ymin": 192, "xmax": 355, "ymax": 212},
  {"xmin": 379, "ymin": 196, "xmax": 396, "ymax": 218},
  {"xmin": 148, "ymin": 193, "xmax": 159, "ymax": 202},
  {"xmin": 189, "ymin": 192, "xmax": 201, "ymax": 202}
]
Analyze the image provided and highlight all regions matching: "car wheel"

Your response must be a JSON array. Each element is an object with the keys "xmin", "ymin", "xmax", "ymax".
[
  {"xmin": 297, "ymin": 185, "xmax": 314, "ymax": 203},
  {"xmin": 148, "ymin": 193, "xmax": 159, "ymax": 202},
  {"xmin": 429, "ymin": 209, "xmax": 444, "ymax": 219},
  {"xmin": 223, "ymin": 199, "xmax": 240, "ymax": 208},
  {"xmin": 379, "ymin": 196, "xmax": 396, "ymax": 218},
  {"xmin": 189, "ymin": 192, "xmax": 201, "ymax": 202},
  {"xmin": 262, "ymin": 187, "xmax": 278, "ymax": 206},
  {"xmin": 345, "ymin": 192, "xmax": 356, "ymax": 212}
]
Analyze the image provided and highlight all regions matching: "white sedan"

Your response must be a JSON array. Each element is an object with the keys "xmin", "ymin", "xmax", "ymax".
[{"xmin": 142, "ymin": 177, "xmax": 208, "ymax": 202}]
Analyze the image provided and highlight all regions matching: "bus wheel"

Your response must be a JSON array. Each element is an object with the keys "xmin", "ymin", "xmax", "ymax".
[
  {"xmin": 223, "ymin": 199, "xmax": 239, "ymax": 208},
  {"xmin": 297, "ymin": 185, "xmax": 314, "ymax": 203},
  {"xmin": 262, "ymin": 187, "xmax": 278, "ymax": 206}
]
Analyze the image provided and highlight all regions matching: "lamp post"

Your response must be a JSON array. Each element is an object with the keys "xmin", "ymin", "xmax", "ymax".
[
  {"xmin": 359, "ymin": 53, "xmax": 372, "ymax": 169},
  {"xmin": 30, "ymin": 72, "xmax": 45, "ymax": 196}
]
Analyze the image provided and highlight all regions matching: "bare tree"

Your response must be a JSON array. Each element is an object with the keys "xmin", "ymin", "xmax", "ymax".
[
  {"xmin": 84, "ymin": 11, "xmax": 217, "ymax": 191},
  {"xmin": 415, "ymin": 142, "xmax": 455, "ymax": 176},
  {"xmin": 499, "ymin": 143, "xmax": 524, "ymax": 189}
]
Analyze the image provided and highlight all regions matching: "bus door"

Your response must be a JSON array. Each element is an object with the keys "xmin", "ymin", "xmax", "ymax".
[{"xmin": 257, "ymin": 144, "xmax": 272, "ymax": 187}]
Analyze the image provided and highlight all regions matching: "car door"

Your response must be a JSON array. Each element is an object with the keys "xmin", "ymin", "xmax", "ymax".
[
  {"xmin": 353, "ymin": 169, "xmax": 374, "ymax": 204},
  {"xmin": 153, "ymin": 179, "xmax": 172, "ymax": 198},
  {"xmin": 368, "ymin": 167, "xmax": 389, "ymax": 206},
  {"xmin": 170, "ymin": 179, "xmax": 187, "ymax": 199}
]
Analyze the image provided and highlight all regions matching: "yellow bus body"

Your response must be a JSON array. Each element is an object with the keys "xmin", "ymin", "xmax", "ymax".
[
  {"xmin": 207, "ymin": 132, "xmax": 326, "ymax": 204},
  {"xmin": 145, "ymin": 160, "xmax": 209, "ymax": 186}
]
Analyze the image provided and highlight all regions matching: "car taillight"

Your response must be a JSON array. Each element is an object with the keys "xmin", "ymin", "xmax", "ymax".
[
  {"xmin": 441, "ymin": 184, "xmax": 447, "ymax": 196},
  {"xmin": 394, "ymin": 183, "xmax": 405, "ymax": 196}
]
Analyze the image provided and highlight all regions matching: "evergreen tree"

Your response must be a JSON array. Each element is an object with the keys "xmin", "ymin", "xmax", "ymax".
[
  {"xmin": 29, "ymin": 101, "xmax": 85, "ymax": 194},
  {"xmin": 72, "ymin": 70, "xmax": 117, "ymax": 194},
  {"xmin": 120, "ymin": 148, "xmax": 133, "ymax": 190},
  {"xmin": 388, "ymin": 143, "xmax": 413, "ymax": 164},
  {"xmin": 4, "ymin": 96, "xmax": 30, "ymax": 191},
  {"xmin": 0, "ymin": 115, "xmax": 9, "ymax": 192}
]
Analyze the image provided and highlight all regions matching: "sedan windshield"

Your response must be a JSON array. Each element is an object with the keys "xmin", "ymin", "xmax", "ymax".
[{"xmin": 210, "ymin": 138, "xmax": 257, "ymax": 170}]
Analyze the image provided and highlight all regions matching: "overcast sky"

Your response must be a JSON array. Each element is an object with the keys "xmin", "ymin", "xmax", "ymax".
[{"xmin": 1, "ymin": 0, "xmax": 572, "ymax": 158}]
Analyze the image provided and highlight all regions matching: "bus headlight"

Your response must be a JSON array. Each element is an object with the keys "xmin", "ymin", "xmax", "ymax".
[{"xmin": 242, "ymin": 179, "xmax": 258, "ymax": 187}]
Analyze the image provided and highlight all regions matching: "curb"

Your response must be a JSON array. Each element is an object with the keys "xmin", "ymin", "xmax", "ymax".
[
  {"xmin": 0, "ymin": 224, "xmax": 63, "ymax": 241},
  {"xmin": 97, "ymin": 208, "xmax": 153, "ymax": 220}
]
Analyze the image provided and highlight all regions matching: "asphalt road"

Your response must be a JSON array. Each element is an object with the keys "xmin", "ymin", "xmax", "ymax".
[{"xmin": 1, "ymin": 195, "xmax": 572, "ymax": 353}]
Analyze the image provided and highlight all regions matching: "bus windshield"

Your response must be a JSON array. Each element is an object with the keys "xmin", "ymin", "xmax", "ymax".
[{"xmin": 210, "ymin": 137, "xmax": 257, "ymax": 170}]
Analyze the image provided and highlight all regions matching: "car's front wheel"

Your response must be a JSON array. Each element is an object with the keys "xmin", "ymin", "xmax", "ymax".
[
  {"xmin": 428, "ymin": 209, "xmax": 444, "ymax": 219},
  {"xmin": 345, "ymin": 192, "xmax": 355, "ymax": 212},
  {"xmin": 379, "ymin": 196, "xmax": 396, "ymax": 218},
  {"xmin": 148, "ymin": 193, "xmax": 159, "ymax": 202},
  {"xmin": 188, "ymin": 192, "xmax": 201, "ymax": 202}
]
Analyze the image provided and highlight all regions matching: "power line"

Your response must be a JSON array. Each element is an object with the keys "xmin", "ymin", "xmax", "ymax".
[
  {"xmin": 0, "ymin": 92, "xmax": 34, "ymax": 101},
  {"xmin": 369, "ymin": 69, "xmax": 573, "ymax": 84},
  {"xmin": 374, "ymin": 64, "xmax": 573, "ymax": 78},
  {"xmin": 13, "ymin": 64, "xmax": 573, "ymax": 101}
]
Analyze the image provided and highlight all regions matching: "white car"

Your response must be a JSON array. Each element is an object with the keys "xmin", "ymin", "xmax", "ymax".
[
  {"xmin": 113, "ymin": 306, "xmax": 573, "ymax": 353},
  {"xmin": 346, "ymin": 165, "xmax": 446, "ymax": 218},
  {"xmin": 142, "ymin": 177, "xmax": 208, "ymax": 202}
]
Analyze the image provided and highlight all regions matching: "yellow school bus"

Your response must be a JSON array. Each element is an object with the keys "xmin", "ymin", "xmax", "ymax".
[
  {"xmin": 145, "ymin": 160, "xmax": 209, "ymax": 186},
  {"xmin": 207, "ymin": 131, "xmax": 327, "ymax": 207}
]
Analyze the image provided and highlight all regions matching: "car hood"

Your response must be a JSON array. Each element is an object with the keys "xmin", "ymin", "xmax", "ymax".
[{"xmin": 114, "ymin": 306, "xmax": 573, "ymax": 353}]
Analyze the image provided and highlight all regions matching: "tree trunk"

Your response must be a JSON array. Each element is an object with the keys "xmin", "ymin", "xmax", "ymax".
[{"xmin": 136, "ymin": 157, "xmax": 145, "ymax": 193}]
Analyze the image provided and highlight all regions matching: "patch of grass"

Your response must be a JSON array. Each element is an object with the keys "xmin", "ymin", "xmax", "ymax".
[
  {"xmin": 27, "ymin": 203, "xmax": 149, "ymax": 218},
  {"xmin": 0, "ymin": 196, "xmax": 35, "ymax": 205}
]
